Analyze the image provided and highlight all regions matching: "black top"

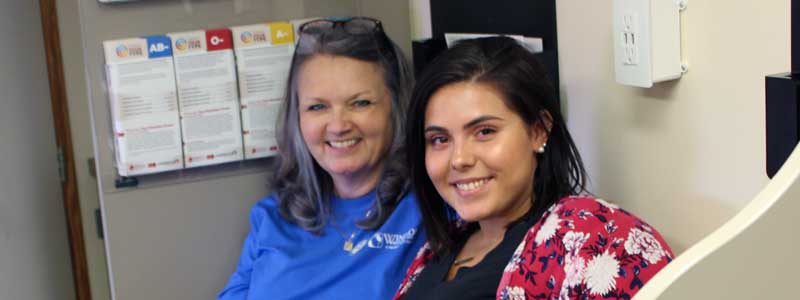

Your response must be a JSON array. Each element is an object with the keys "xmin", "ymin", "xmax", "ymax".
[{"xmin": 399, "ymin": 210, "xmax": 543, "ymax": 300}]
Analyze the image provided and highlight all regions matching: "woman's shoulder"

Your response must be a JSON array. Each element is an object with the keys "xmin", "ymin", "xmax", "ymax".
[
  {"xmin": 251, "ymin": 193, "xmax": 280, "ymax": 213},
  {"xmin": 552, "ymin": 195, "xmax": 624, "ymax": 215},
  {"xmin": 528, "ymin": 195, "xmax": 673, "ymax": 256},
  {"xmin": 247, "ymin": 193, "xmax": 288, "ymax": 230},
  {"xmin": 395, "ymin": 190, "xmax": 419, "ymax": 210},
  {"xmin": 499, "ymin": 195, "xmax": 673, "ymax": 299},
  {"xmin": 542, "ymin": 196, "xmax": 655, "ymax": 232}
]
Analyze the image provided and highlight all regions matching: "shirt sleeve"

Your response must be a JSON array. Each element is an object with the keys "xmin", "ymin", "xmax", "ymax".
[{"xmin": 217, "ymin": 203, "xmax": 266, "ymax": 300}]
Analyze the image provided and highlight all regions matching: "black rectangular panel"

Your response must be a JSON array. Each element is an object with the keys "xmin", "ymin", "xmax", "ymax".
[{"xmin": 766, "ymin": 73, "xmax": 800, "ymax": 177}]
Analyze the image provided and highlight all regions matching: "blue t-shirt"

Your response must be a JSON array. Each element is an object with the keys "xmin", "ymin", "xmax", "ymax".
[{"xmin": 218, "ymin": 190, "xmax": 425, "ymax": 300}]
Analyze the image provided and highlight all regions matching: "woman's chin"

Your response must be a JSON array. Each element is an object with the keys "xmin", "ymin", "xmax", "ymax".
[
  {"xmin": 325, "ymin": 164, "xmax": 381, "ymax": 184},
  {"xmin": 452, "ymin": 209, "xmax": 485, "ymax": 223},
  {"xmin": 327, "ymin": 166, "xmax": 363, "ymax": 177}
]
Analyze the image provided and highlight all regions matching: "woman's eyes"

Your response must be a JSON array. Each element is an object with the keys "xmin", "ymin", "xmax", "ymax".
[
  {"xmin": 426, "ymin": 135, "xmax": 449, "ymax": 150},
  {"xmin": 352, "ymin": 99, "xmax": 373, "ymax": 107},
  {"xmin": 306, "ymin": 103, "xmax": 326, "ymax": 111},
  {"xmin": 428, "ymin": 135, "xmax": 448, "ymax": 146},
  {"xmin": 475, "ymin": 127, "xmax": 497, "ymax": 139},
  {"xmin": 305, "ymin": 99, "xmax": 372, "ymax": 111},
  {"xmin": 426, "ymin": 127, "xmax": 497, "ymax": 148}
]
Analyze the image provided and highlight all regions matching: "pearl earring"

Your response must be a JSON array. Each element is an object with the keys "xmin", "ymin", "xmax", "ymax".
[{"xmin": 536, "ymin": 142, "xmax": 547, "ymax": 154}]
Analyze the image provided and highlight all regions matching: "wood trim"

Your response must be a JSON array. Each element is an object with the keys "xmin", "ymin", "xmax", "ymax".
[{"xmin": 37, "ymin": 1, "xmax": 92, "ymax": 300}]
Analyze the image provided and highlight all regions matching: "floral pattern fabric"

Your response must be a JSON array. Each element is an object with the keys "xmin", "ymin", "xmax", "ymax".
[{"xmin": 394, "ymin": 196, "xmax": 673, "ymax": 300}]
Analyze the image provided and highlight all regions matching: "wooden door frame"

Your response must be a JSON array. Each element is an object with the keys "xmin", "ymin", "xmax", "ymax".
[{"xmin": 38, "ymin": 1, "xmax": 92, "ymax": 300}]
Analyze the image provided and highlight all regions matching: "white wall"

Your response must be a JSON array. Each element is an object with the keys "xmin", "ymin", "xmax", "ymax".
[
  {"xmin": 556, "ymin": 0, "xmax": 789, "ymax": 252},
  {"xmin": 0, "ymin": 0, "xmax": 76, "ymax": 299}
]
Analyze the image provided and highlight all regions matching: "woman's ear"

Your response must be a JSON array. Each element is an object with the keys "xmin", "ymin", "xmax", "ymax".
[{"xmin": 531, "ymin": 110, "xmax": 553, "ymax": 151}]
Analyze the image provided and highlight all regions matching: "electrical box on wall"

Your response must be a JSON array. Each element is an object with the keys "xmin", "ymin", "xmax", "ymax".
[{"xmin": 613, "ymin": 0, "xmax": 687, "ymax": 88}]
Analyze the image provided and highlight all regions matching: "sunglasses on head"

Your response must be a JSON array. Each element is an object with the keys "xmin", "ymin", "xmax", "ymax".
[{"xmin": 298, "ymin": 16, "xmax": 384, "ymax": 36}]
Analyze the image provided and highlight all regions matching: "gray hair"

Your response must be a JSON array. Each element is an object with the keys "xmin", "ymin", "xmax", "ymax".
[{"xmin": 271, "ymin": 22, "xmax": 414, "ymax": 234}]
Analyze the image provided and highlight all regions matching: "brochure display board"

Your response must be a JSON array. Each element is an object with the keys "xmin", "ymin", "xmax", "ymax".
[
  {"xmin": 231, "ymin": 22, "xmax": 295, "ymax": 159},
  {"xmin": 168, "ymin": 29, "xmax": 245, "ymax": 168},
  {"xmin": 103, "ymin": 36, "xmax": 184, "ymax": 176}
]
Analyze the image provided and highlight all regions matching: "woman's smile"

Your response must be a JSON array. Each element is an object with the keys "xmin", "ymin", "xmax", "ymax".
[
  {"xmin": 450, "ymin": 176, "xmax": 493, "ymax": 197},
  {"xmin": 327, "ymin": 138, "xmax": 361, "ymax": 149}
]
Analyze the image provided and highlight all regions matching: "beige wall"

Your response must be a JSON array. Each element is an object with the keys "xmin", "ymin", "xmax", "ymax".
[
  {"xmin": 0, "ymin": 0, "xmax": 75, "ymax": 299},
  {"xmin": 556, "ymin": 0, "xmax": 789, "ymax": 253}
]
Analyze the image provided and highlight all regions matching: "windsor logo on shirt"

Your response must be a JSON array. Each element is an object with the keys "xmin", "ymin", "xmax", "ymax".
[{"xmin": 367, "ymin": 228, "xmax": 417, "ymax": 250}]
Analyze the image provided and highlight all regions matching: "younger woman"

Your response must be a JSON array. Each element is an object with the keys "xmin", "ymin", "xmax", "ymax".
[{"xmin": 395, "ymin": 37, "xmax": 672, "ymax": 300}]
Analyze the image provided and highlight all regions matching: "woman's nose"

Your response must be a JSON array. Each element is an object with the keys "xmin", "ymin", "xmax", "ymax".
[
  {"xmin": 326, "ymin": 109, "xmax": 353, "ymax": 135},
  {"xmin": 450, "ymin": 140, "xmax": 475, "ymax": 170}
]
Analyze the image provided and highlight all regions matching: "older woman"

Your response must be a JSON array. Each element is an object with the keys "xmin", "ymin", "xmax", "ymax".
[
  {"xmin": 395, "ymin": 37, "xmax": 672, "ymax": 300},
  {"xmin": 218, "ymin": 17, "xmax": 424, "ymax": 300}
]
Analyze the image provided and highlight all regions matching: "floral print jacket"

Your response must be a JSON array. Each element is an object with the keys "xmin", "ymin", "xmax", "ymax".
[{"xmin": 394, "ymin": 196, "xmax": 673, "ymax": 300}]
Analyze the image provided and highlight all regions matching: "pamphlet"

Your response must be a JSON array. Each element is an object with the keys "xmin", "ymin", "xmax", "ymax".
[
  {"xmin": 231, "ymin": 22, "xmax": 295, "ymax": 159},
  {"xmin": 103, "ymin": 35, "xmax": 184, "ymax": 176},
  {"xmin": 168, "ymin": 29, "xmax": 244, "ymax": 168}
]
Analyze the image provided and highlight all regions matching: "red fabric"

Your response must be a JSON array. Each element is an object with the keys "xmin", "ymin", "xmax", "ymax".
[{"xmin": 394, "ymin": 196, "xmax": 673, "ymax": 300}]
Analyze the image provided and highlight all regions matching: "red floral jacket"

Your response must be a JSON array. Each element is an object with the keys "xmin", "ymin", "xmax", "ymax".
[{"xmin": 394, "ymin": 196, "xmax": 673, "ymax": 300}]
